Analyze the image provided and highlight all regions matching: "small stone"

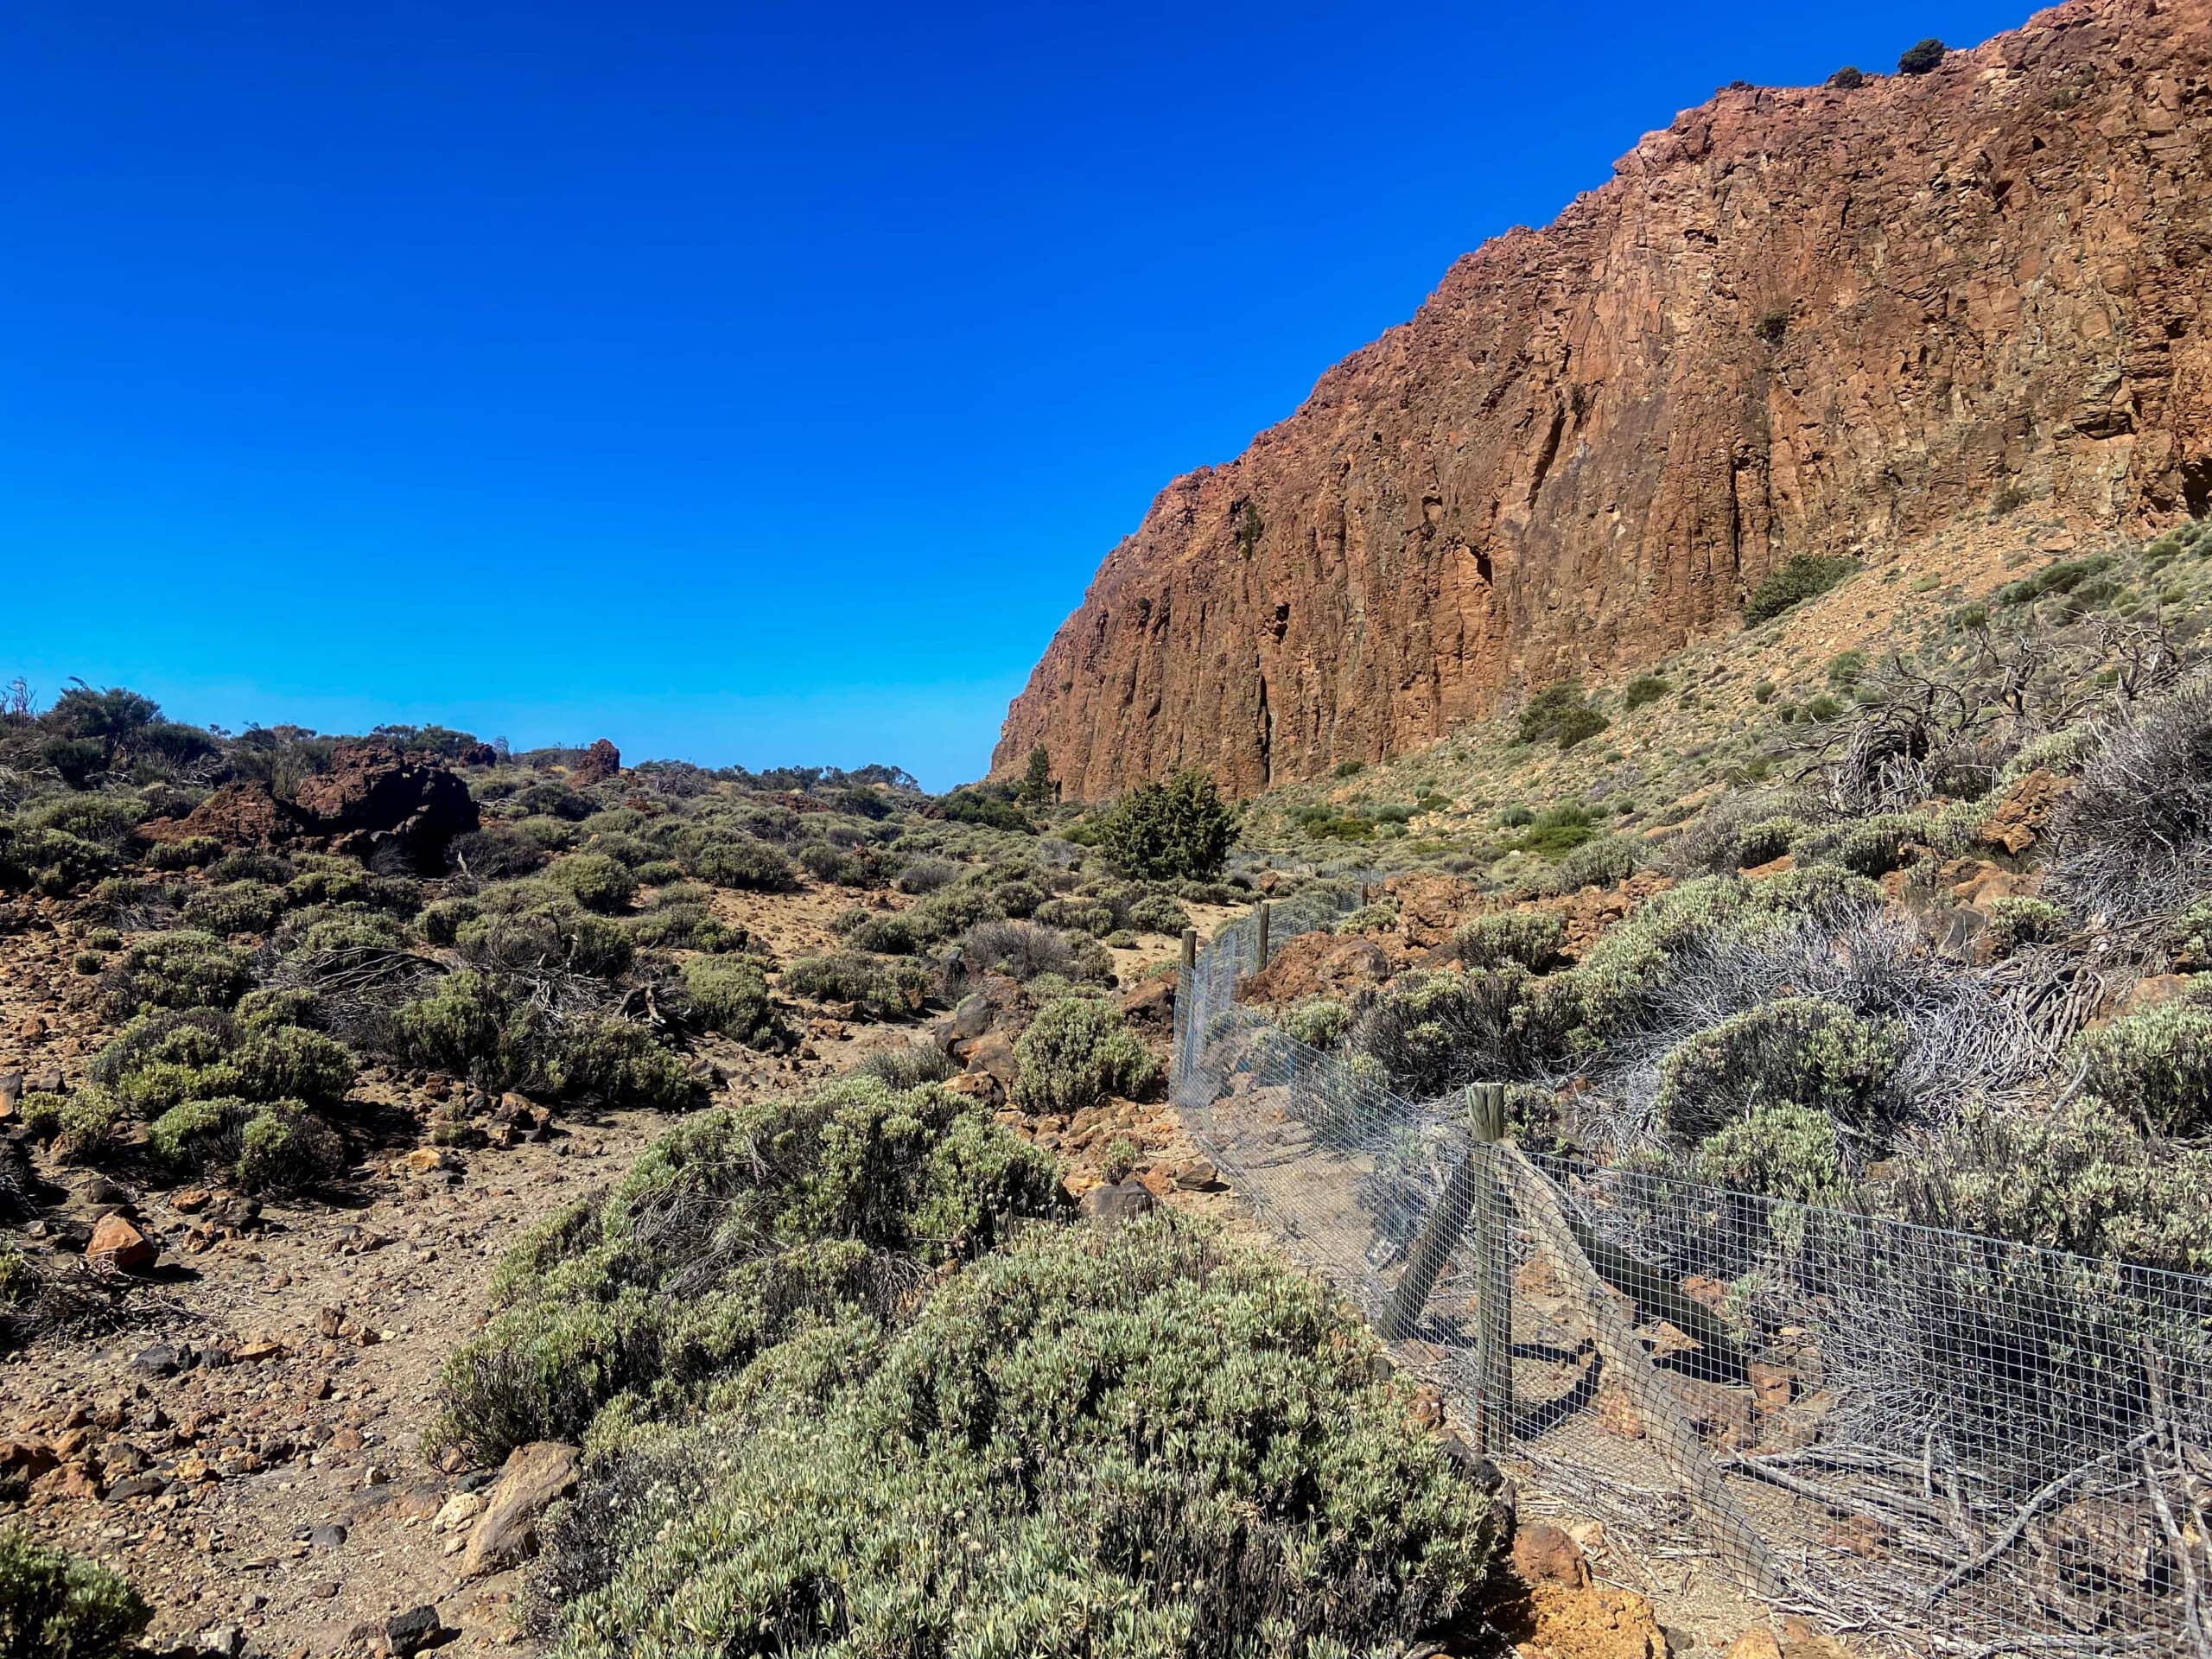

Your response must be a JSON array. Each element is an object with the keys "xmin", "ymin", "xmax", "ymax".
[
  {"xmin": 195, "ymin": 1624, "xmax": 245, "ymax": 1657},
  {"xmin": 131, "ymin": 1344, "xmax": 182, "ymax": 1378},
  {"xmin": 385, "ymin": 1604, "xmax": 449, "ymax": 1656},
  {"xmin": 1078, "ymin": 1179, "xmax": 1155, "ymax": 1227},
  {"xmin": 308, "ymin": 1522, "xmax": 347, "ymax": 1551}
]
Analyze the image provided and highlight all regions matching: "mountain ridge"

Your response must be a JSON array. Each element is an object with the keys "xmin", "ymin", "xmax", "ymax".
[{"xmin": 994, "ymin": 0, "xmax": 2212, "ymax": 798}]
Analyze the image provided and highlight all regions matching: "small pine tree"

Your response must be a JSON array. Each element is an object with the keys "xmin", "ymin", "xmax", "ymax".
[
  {"xmin": 1096, "ymin": 770, "xmax": 1236, "ymax": 881},
  {"xmin": 1019, "ymin": 745, "xmax": 1053, "ymax": 806}
]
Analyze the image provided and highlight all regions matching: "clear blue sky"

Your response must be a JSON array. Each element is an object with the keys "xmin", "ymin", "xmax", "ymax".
[{"xmin": 6, "ymin": 0, "xmax": 2029, "ymax": 789}]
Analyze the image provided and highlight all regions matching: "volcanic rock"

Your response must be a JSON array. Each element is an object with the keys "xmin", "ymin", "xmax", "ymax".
[{"xmin": 996, "ymin": 0, "xmax": 2212, "ymax": 798}]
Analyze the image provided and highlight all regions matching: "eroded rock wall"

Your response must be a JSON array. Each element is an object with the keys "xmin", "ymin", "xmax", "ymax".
[{"xmin": 995, "ymin": 0, "xmax": 2212, "ymax": 798}]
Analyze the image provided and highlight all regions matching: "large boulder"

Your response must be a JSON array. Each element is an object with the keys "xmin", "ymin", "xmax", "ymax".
[
  {"xmin": 571, "ymin": 738, "xmax": 621, "ymax": 785},
  {"xmin": 292, "ymin": 744, "xmax": 479, "ymax": 869},
  {"xmin": 461, "ymin": 1440, "xmax": 580, "ymax": 1577},
  {"xmin": 139, "ymin": 784, "xmax": 304, "ymax": 849}
]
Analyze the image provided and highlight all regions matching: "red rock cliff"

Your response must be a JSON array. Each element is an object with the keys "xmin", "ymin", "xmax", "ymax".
[{"xmin": 995, "ymin": 0, "xmax": 2212, "ymax": 799}]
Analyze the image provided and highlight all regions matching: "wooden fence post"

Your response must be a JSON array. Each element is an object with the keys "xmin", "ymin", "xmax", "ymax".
[
  {"xmin": 1179, "ymin": 926, "xmax": 1198, "ymax": 975},
  {"xmin": 1466, "ymin": 1082, "xmax": 1515, "ymax": 1453},
  {"xmin": 1255, "ymin": 902, "xmax": 1272, "ymax": 970}
]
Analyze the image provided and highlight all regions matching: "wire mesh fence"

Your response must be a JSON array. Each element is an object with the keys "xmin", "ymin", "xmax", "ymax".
[{"xmin": 1173, "ymin": 887, "xmax": 2212, "ymax": 1657}]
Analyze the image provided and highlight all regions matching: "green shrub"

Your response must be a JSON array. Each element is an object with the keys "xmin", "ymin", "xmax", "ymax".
[
  {"xmin": 1623, "ymin": 674, "xmax": 1669, "ymax": 710},
  {"xmin": 1897, "ymin": 36, "xmax": 1945, "ymax": 73},
  {"xmin": 68, "ymin": 951, "xmax": 101, "ymax": 976},
  {"xmin": 940, "ymin": 785, "xmax": 1033, "ymax": 834},
  {"xmin": 1095, "ymin": 770, "xmax": 1236, "ymax": 881},
  {"xmin": 181, "ymin": 878, "xmax": 285, "ymax": 935},
  {"xmin": 1899, "ymin": 1102, "xmax": 2212, "ymax": 1272},
  {"xmin": 549, "ymin": 853, "xmax": 638, "ymax": 914},
  {"xmin": 1551, "ymin": 833, "xmax": 1641, "ymax": 892},
  {"xmin": 99, "ymin": 931, "xmax": 253, "ymax": 1019},
  {"xmin": 905, "ymin": 882, "xmax": 1004, "ymax": 942},
  {"xmin": 1352, "ymin": 966, "xmax": 1580, "ymax": 1098},
  {"xmin": 1123, "ymin": 890, "xmax": 1190, "ymax": 935},
  {"xmin": 1655, "ymin": 997, "xmax": 1906, "ymax": 1138},
  {"xmin": 1752, "ymin": 680, "xmax": 1777, "ymax": 704},
  {"xmin": 147, "ymin": 835, "xmax": 221, "ymax": 871},
  {"xmin": 625, "ymin": 903, "xmax": 741, "ymax": 953},
  {"xmin": 690, "ymin": 837, "xmax": 794, "ymax": 892},
  {"xmin": 534, "ymin": 1220, "xmax": 1502, "ymax": 1659},
  {"xmin": 1033, "ymin": 894, "xmax": 1116, "ymax": 936},
  {"xmin": 1743, "ymin": 555, "xmax": 1858, "ymax": 624},
  {"xmin": 1516, "ymin": 680, "xmax": 1608, "ymax": 750},
  {"xmin": 1735, "ymin": 816, "xmax": 1803, "ymax": 868},
  {"xmin": 1984, "ymin": 895, "xmax": 2063, "ymax": 955},
  {"xmin": 1455, "ymin": 910, "xmax": 1568, "ymax": 973},
  {"xmin": 1012, "ymin": 995, "xmax": 1159, "ymax": 1112},
  {"xmin": 678, "ymin": 957, "xmax": 780, "ymax": 1047},
  {"xmin": 0, "ymin": 824, "xmax": 114, "ymax": 895},
  {"xmin": 2069, "ymin": 996, "xmax": 2212, "ymax": 1136},
  {"xmin": 1332, "ymin": 758, "xmax": 1367, "ymax": 778},
  {"xmin": 783, "ymin": 952, "xmax": 930, "ymax": 1019},
  {"xmin": 0, "ymin": 1526, "xmax": 151, "ymax": 1659},
  {"xmin": 838, "ymin": 911, "xmax": 919, "ymax": 955},
  {"xmin": 544, "ymin": 1021, "xmax": 694, "ymax": 1113},
  {"xmin": 433, "ymin": 1080, "xmax": 1062, "ymax": 1463},
  {"xmin": 1281, "ymin": 997, "xmax": 1354, "ymax": 1050},
  {"xmin": 1828, "ymin": 65, "xmax": 1865, "ymax": 87},
  {"xmin": 856, "ymin": 1045, "xmax": 960, "ymax": 1090},
  {"xmin": 1694, "ymin": 1100, "xmax": 1852, "ymax": 1206}
]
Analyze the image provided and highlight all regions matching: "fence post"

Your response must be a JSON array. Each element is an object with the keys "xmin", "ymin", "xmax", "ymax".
[
  {"xmin": 1255, "ymin": 902, "xmax": 1272, "ymax": 970},
  {"xmin": 1383, "ymin": 1083, "xmax": 1493, "ymax": 1344},
  {"xmin": 1466, "ymin": 1082, "xmax": 1514, "ymax": 1452},
  {"xmin": 1179, "ymin": 926, "xmax": 1198, "ymax": 975}
]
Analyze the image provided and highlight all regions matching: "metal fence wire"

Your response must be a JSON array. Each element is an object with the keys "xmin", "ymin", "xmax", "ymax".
[{"xmin": 1172, "ymin": 885, "xmax": 2212, "ymax": 1658}]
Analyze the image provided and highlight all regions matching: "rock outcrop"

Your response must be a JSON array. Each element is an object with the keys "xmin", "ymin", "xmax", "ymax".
[
  {"xmin": 996, "ymin": 0, "xmax": 2212, "ymax": 798},
  {"xmin": 291, "ymin": 743, "xmax": 479, "ymax": 869}
]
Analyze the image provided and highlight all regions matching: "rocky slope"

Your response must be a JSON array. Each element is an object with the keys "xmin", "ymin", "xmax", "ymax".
[{"xmin": 995, "ymin": 0, "xmax": 2212, "ymax": 799}]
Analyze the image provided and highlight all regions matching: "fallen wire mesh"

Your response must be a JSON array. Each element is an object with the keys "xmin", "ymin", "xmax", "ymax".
[{"xmin": 1173, "ymin": 889, "xmax": 2212, "ymax": 1658}]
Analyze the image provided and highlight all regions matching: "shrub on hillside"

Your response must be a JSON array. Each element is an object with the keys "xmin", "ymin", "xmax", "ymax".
[
  {"xmin": 2068, "ymin": 996, "xmax": 2212, "ymax": 1136},
  {"xmin": 1012, "ymin": 995, "xmax": 1158, "ymax": 1112},
  {"xmin": 1897, "ymin": 1102, "xmax": 2212, "ymax": 1272},
  {"xmin": 1693, "ymin": 1099, "xmax": 1852, "ymax": 1207},
  {"xmin": 0, "ymin": 1525, "xmax": 151, "ymax": 1659},
  {"xmin": 893, "ymin": 856, "xmax": 959, "ymax": 894},
  {"xmin": 2048, "ymin": 676, "xmax": 2212, "ymax": 922},
  {"xmin": 432, "ymin": 1080, "xmax": 1061, "ymax": 1463},
  {"xmin": 676, "ymin": 957, "xmax": 780, "ymax": 1047},
  {"xmin": 1123, "ymin": 889, "xmax": 1191, "ymax": 935},
  {"xmin": 548, "ymin": 853, "xmax": 638, "ymax": 914},
  {"xmin": 1095, "ymin": 770, "xmax": 1236, "ymax": 881},
  {"xmin": 856, "ymin": 1044, "xmax": 959, "ymax": 1090},
  {"xmin": 1455, "ymin": 910, "xmax": 1568, "ymax": 974},
  {"xmin": 0, "ymin": 823, "xmax": 114, "ymax": 895},
  {"xmin": 1352, "ymin": 966, "xmax": 1580, "ymax": 1097},
  {"xmin": 98, "ymin": 931, "xmax": 253, "ymax": 1019},
  {"xmin": 532, "ymin": 1222, "xmax": 1503, "ymax": 1659},
  {"xmin": 1516, "ymin": 680, "xmax": 1608, "ymax": 750},
  {"xmin": 783, "ymin": 951, "xmax": 930, "ymax": 1018},
  {"xmin": 449, "ymin": 823, "xmax": 549, "ymax": 879},
  {"xmin": 1656, "ymin": 996, "xmax": 1906, "ymax": 1138},
  {"xmin": 1742, "ymin": 555, "xmax": 1858, "ymax": 624},
  {"xmin": 1281, "ymin": 996, "xmax": 1354, "ymax": 1051},
  {"xmin": 1623, "ymin": 674, "xmax": 1670, "ymax": 710},
  {"xmin": 688, "ymin": 836, "xmax": 794, "ymax": 892},
  {"xmin": 1550, "ymin": 833, "xmax": 1642, "ymax": 893},
  {"xmin": 181, "ymin": 879, "xmax": 286, "ymax": 936},
  {"xmin": 1897, "ymin": 37, "xmax": 1945, "ymax": 73},
  {"xmin": 957, "ymin": 918, "xmax": 1077, "ymax": 983}
]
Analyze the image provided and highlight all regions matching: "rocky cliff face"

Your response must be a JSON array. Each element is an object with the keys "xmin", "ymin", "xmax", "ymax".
[{"xmin": 995, "ymin": 0, "xmax": 2212, "ymax": 799}]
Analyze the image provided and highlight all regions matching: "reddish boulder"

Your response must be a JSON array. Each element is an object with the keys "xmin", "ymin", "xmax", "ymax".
[
  {"xmin": 1977, "ymin": 768, "xmax": 2075, "ymax": 857},
  {"xmin": 291, "ymin": 743, "xmax": 479, "ymax": 869},
  {"xmin": 86, "ymin": 1213, "xmax": 156, "ymax": 1273},
  {"xmin": 139, "ymin": 784, "xmax": 303, "ymax": 849},
  {"xmin": 571, "ymin": 738, "xmax": 621, "ymax": 785}
]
